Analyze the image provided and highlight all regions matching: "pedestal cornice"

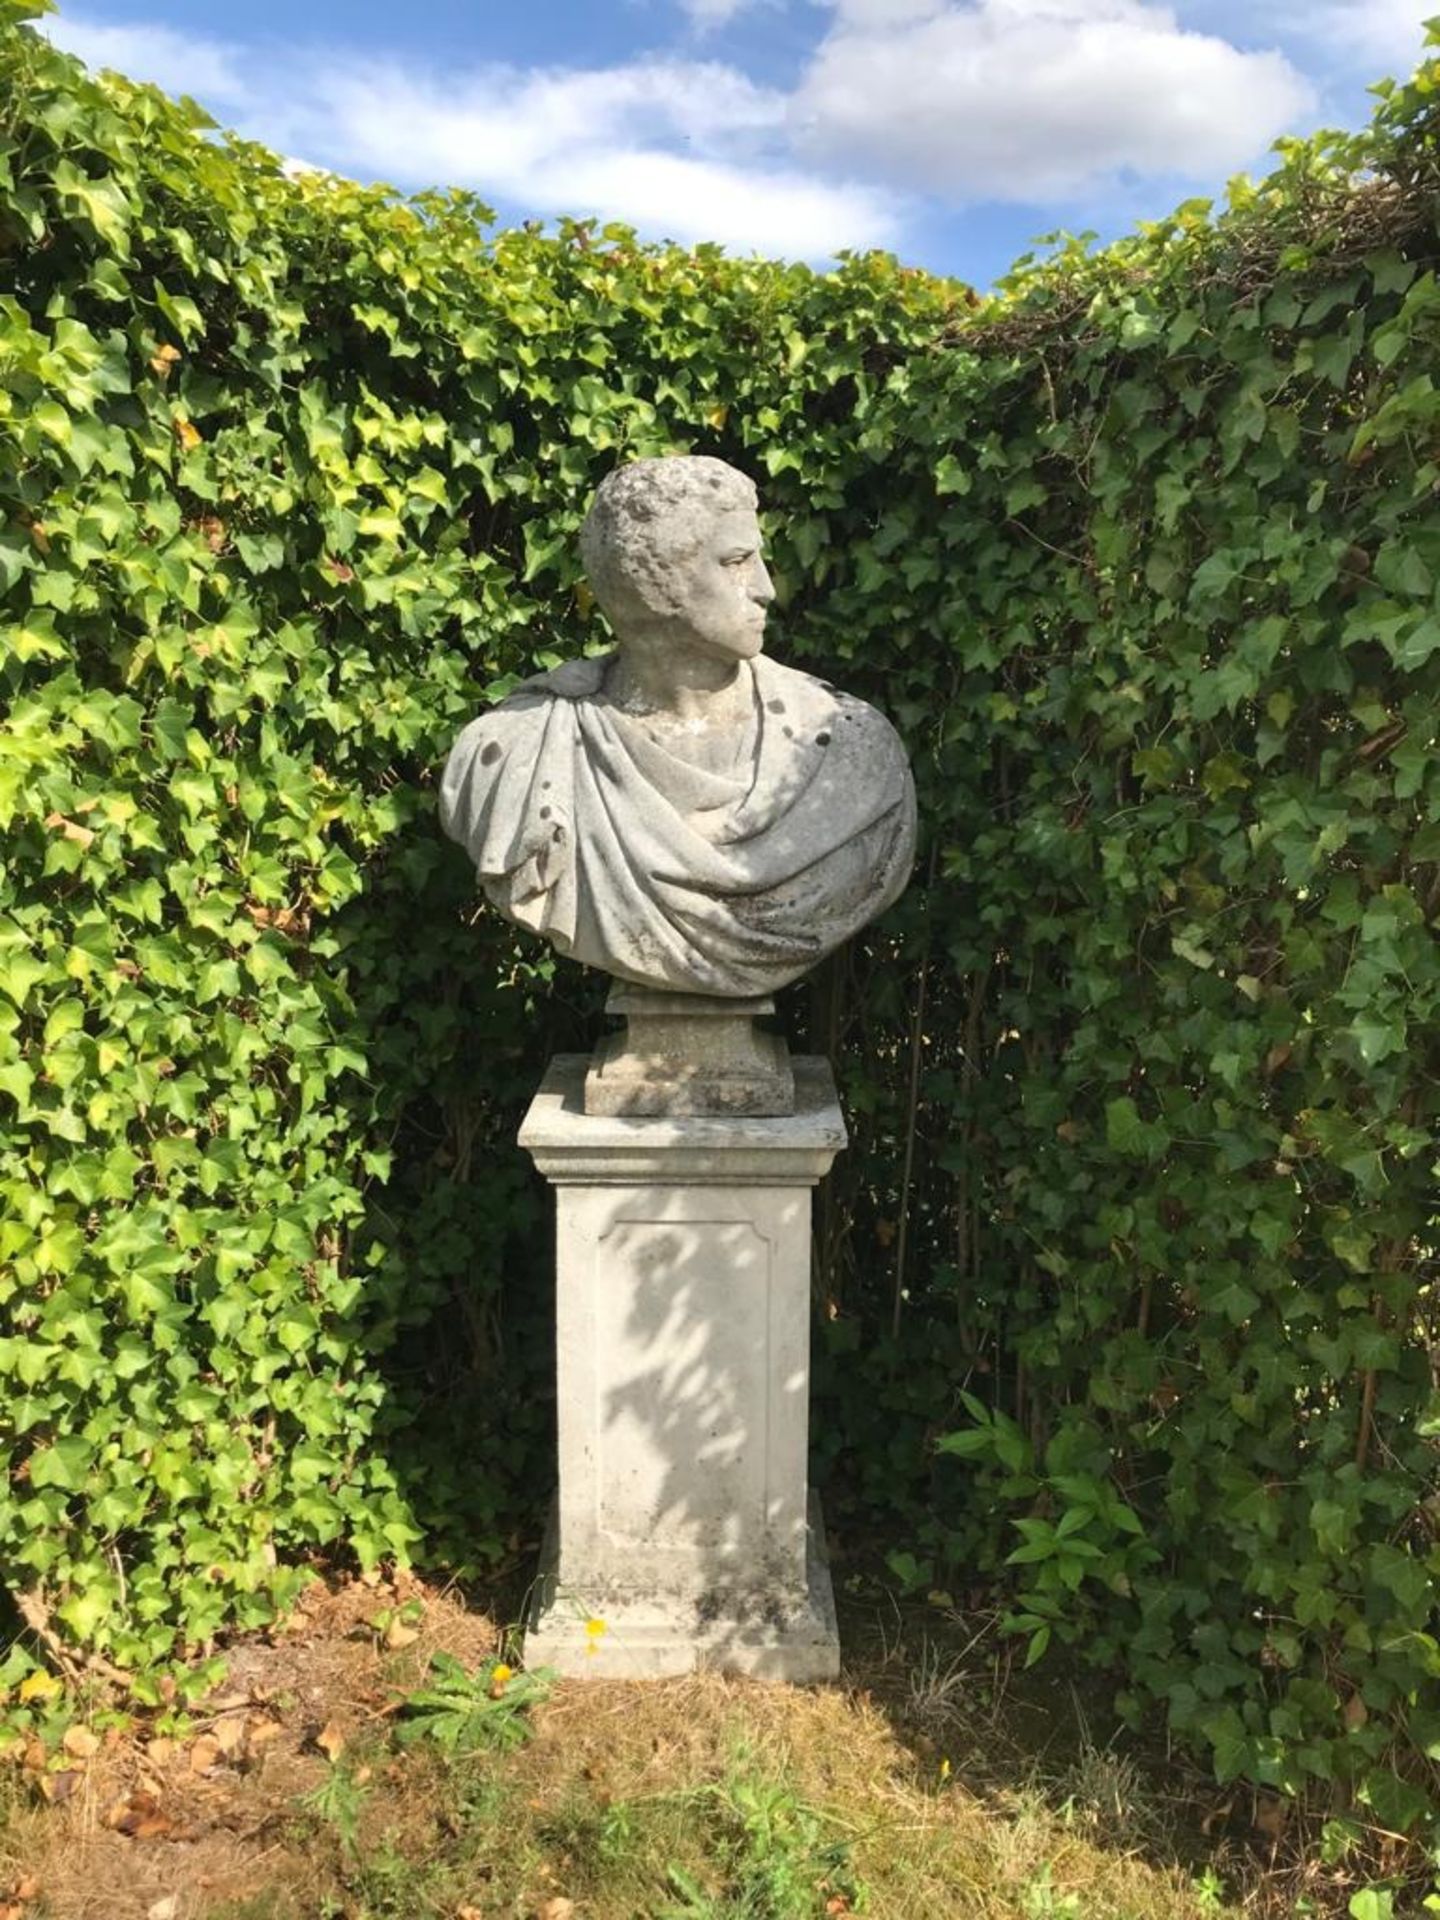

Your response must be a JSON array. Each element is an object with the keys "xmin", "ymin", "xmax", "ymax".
[{"xmin": 519, "ymin": 1054, "xmax": 846, "ymax": 1187}]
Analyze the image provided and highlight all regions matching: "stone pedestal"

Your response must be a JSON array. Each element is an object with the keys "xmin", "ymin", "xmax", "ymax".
[{"xmin": 518, "ymin": 1054, "xmax": 845, "ymax": 1680}]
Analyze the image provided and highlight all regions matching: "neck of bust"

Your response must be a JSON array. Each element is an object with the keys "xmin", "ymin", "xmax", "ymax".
[{"xmin": 607, "ymin": 636, "xmax": 749, "ymax": 723}]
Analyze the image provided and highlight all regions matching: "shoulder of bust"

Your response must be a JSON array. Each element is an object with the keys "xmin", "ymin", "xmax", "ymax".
[
  {"xmin": 444, "ymin": 687, "xmax": 551, "ymax": 778},
  {"xmin": 754, "ymin": 654, "xmax": 834, "ymax": 699},
  {"xmin": 510, "ymin": 653, "xmax": 611, "ymax": 702},
  {"xmin": 758, "ymin": 657, "xmax": 902, "ymax": 744}
]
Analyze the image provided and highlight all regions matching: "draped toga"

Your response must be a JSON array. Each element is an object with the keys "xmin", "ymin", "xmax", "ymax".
[{"xmin": 438, "ymin": 651, "xmax": 916, "ymax": 998}]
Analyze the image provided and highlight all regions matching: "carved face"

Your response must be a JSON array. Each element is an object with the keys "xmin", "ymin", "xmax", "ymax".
[{"xmin": 666, "ymin": 506, "xmax": 775, "ymax": 661}]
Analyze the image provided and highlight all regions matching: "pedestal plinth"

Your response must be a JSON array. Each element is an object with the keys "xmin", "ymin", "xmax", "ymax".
[{"xmin": 518, "ymin": 1054, "xmax": 846, "ymax": 1680}]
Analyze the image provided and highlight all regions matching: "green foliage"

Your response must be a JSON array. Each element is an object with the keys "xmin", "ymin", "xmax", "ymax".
[
  {"xmin": 1348, "ymin": 1891, "xmax": 1396, "ymax": 1920},
  {"xmin": 1019, "ymin": 1865, "xmax": 1085, "ymax": 1920},
  {"xmin": 300, "ymin": 1756, "xmax": 371, "ymax": 1860},
  {"xmin": 663, "ymin": 1768, "xmax": 866, "ymax": 1920},
  {"xmin": 392, "ymin": 1651, "xmax": 552, "ymax": 1754},
  {"xmin": 1, "ymin": 0, "xmax": 1438, "ymax": 1866}
]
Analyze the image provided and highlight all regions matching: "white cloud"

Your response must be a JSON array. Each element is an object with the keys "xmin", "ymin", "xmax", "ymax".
[
  {"xmin": 42, "ymin": 17, "xmax": 898, "ymax": 260},
  {"xmin": 543, "ymin": 148, "xmax": 897, "ymax": 253},
  {"xmin": 42, "ymin": 15, "xmax": 250, "ymax": 107},
  {"xmin": 300, "ymin": 59, "xmax": 789, "ymax": 184},
  {"xmin": 282, "ymin": 58, "xmax": 897, "ymax": 254},
  {"xmin": 1307, "ymin": 0, "xmax": 1433, "ymax": 70},
  {"xmin": 794, "ymin": 0, "xmax": 1314, "ymax": 202}
]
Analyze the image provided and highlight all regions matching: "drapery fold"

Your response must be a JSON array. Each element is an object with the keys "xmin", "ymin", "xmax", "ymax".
[{"xmin": 439, "ymin": 651, "xmax": 915, "ymax": 997}]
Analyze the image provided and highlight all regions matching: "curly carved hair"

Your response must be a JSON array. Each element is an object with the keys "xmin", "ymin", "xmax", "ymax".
[{"xmin": 579, "ymin": 456, "xmax": 757, "ymax": 625}]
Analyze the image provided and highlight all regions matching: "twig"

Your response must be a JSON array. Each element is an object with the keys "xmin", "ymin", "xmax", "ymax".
[
  {"xmin": 16, "ymin": 1587, "xmax": 130, "ymax": 1689},
  {"xmin": 891, "ymin": 866, "xmax": 936, "ymax": 1342}
]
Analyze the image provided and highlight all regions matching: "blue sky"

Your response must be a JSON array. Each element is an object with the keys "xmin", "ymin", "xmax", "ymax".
[{"xmin": 43, "ymin": 0, "xmax": 1437, "ymax": 285}]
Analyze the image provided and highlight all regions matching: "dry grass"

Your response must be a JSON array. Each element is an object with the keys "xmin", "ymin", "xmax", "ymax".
[{"xmin": 0, "ymin": 1575, "xmax": 1371, "ymax": 1920}]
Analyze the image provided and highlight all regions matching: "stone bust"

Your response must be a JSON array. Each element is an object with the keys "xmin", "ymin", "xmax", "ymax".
[{"xmin": 439, "ymin": 455, "xmax": 915, "ymax": 999}]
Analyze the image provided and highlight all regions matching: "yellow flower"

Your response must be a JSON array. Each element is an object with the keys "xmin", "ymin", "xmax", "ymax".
[
  {"xmin": 491, "ymin": 1662, "xmax": 514, "ymax": 1684},
  {"xmin": 938, "ymin": 1757, "xmax": 952, "ymax": 1784},
  {"xmin": 18, "ymin": 1671, "xmax": 61, "ymax": 1705},
  {"xmin": 584, "ymin": 1617, "xmax": 607, "ymax": 1639}
]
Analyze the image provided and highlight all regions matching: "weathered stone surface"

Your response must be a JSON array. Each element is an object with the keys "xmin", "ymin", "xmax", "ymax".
[
  {"xmin": 584, "ymin": 986, "xmax": 794, "ymax": 1118},
  {"xmin": 439, "ymin": 456, "xmax": 916, "ymax": 999},
  {"xmin": 526, "ymin": 1495, "xmax": 840, "ymax": 1682},
  {"xmin": 518, "ymin": 1054, "xmax": 845, "ymax": 1681}
]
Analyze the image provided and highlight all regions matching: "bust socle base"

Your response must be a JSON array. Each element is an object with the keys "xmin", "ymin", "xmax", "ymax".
[
  {"xmin": 518, "ymin": 1054, "xmax": 845, "ymax": 1680},
  {"xmin": 584, "ymin": 986, "xmax": 795, "ymax": 1119}
]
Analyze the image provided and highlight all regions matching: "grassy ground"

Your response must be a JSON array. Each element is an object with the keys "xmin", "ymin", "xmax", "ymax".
[{"xmin": 0, "ymin": 1571, "xmax": 1362, "ymax": 1919}]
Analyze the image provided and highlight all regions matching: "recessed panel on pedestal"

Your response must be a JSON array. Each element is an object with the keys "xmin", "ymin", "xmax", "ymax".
[{"xmin": 595, "ymin": 1215, "xmax": 772, "ymax": 1555}]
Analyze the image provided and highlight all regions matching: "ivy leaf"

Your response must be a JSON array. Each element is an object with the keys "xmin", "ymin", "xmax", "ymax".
[{"xmin": 1350, "ymin": 1010, "xmax": 1404, "ymax": 1065}]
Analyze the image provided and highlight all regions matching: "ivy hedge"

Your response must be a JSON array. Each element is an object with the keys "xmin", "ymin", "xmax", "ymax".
[{"xmin": 2, "ymin": 0, "xmax": 1437, "ymax": 1862}]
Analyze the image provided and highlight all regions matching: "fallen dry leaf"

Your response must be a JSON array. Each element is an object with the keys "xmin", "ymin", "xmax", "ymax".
[
  {"xmin": 61, "ymin": 1725, "xmax": 100, "ymax": 1761},
  {"xmin": 42, "ymin": 811, "xmax": 94, "ymax": 850},
  {"xmin": 12, "ymin": 1877, "xmax": 39, "ymax": 1901},
  {"xmin": 203, "ymin": 1691, "xmax": 251, "ymax": 1713},
  {"xmin": 147, "ymin": 1896, "xmax": 179, "ymax": 1920},
  {"xmin": 534, "ymin": 1901, "xmax": 575, "ymax": 1920},
  {"xmin": 145, "ymin": 1737, "xmax": 178, "ymax": 1768},
  {"xmin": 105, "ymin": 1792, "xmax": 174, "ymax": 1841},
  {"xmin": 150, "ymin": 343, "xmax": 181, "ymax": 377},
  {"xmin": 383, "ymin": 1618, "xmax": 420, "ymax": 1651},
  {"xmin": 39, "ymin": 1771, "xmax": 80, "ymax": 1806},
  {"xmin": 245, "ymin": 1715, "xmax": 284, "ymax": 1750},
  {"xmin": 456, "ymin": 1906, "xmax": 485, "ymax": 1920},
  {"xmin": 244, "ymin": 902, "xmax": 308, "ymax": 939},
  {"xmin": 188, "ymin": 1734, "xmax": 221, "ymax": 1776},
  {"xmin": 212, "ymin": 1715, "xmax": 248, "ymax": 1760},
  {"xmin": 313, "ymin": 1721, "xmax": 346, "ymax": 1763}
]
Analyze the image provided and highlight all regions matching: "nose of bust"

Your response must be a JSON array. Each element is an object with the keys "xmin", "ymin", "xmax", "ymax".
[{"xmin": 752, "ymin": 560, "xmax": 775, "ymax": 606}]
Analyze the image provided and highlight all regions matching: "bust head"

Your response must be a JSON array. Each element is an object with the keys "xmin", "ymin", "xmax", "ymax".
[{"xmin": 579, "ymin": 456, "xmax": 773, "ymax": 664}]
